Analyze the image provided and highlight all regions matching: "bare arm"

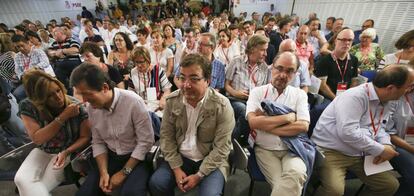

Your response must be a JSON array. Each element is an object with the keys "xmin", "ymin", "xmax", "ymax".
[
  {"xmin": 391, "ymin": 135, "xmax": 414, "ymax": 154},
  {"xmin": 65, "ymin": 119, "xmax": 91, "ymax": 154},
  {"xmin": 319, "ymin": 78, "xmax": 336, "ymax": 100},
  {"xmin": 224, "ymin": 80, "xmax": 248, "ymax": 100},
  {"xmin": 267, "ymin": 120, "xmax": 309, "ymax": 136},
  {"xmin": 107, "ymin": 52, "xmax": 114, "ymax": 65},
  {"xmin": 62, "ymin": 47, "xmax": 79, "ymax": 56},
  {"xmin": 166, "ymin": 58, "xmax": 174, "ymax": 77},
  {"xmin": 320, "ymin": 42, "xmax": 332, "ymax": 55},
  {"xmin": 247, "ymin": 111, "xmax": 295, "ymax": 132}
]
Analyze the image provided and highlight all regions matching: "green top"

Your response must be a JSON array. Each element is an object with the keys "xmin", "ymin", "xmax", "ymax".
[{"xmin": 350, "ymin": 43, "xmax": 384, "ymax": 71}]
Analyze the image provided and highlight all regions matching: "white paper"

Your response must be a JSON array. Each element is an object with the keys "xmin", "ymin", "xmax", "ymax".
[
  {"xmin": 309, "ymin": 75, "xmax": 321, "ymax": 94},
  {"xmin": 364, "ymin": 155, "xmax": 393, "ymax": 176},
  {"xmin": 147, "ymin": 87, "xmax": 157, "ymax": 101}
]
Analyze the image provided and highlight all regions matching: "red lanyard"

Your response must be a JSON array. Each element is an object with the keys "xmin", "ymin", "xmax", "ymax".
[
  {"xmin": 248, "ymin": 65, "xmax": 258, "ymax": 86},
  {"xmin": 366, "ymin": 84, "xmax": 384, "ymax": 137},
  {"xmin": 397, "ymin": 54, "xmax": 401, "ymax": 64},
  {"xmin": 23, "ymin": 54, "xmax": 31, "ymax": 70},
  {"xmin": 333, "ymin": 54, "xmax": 348, "ymax": 82},
  {"xmin": 221, "ymin": 46, "xmax": 229, "ymax": 64}
]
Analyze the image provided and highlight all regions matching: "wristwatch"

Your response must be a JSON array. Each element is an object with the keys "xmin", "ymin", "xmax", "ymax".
[
  {"xmin": 122, "ymin": 167, "xmax": 132, "ymax": 176},
  {"xmin": 196, "ymin": 171, "xmax": 205, "ymax": 179}
]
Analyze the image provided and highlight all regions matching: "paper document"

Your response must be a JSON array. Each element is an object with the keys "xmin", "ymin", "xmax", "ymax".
[{"xmin": 364, "ymin": 155, "xmax": 393, "ymax": 176}]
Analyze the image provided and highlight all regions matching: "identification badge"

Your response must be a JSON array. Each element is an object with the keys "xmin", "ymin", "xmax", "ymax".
[{"xmin": 336, "ymin": 82, "xmax": 347, "ymax": 96}]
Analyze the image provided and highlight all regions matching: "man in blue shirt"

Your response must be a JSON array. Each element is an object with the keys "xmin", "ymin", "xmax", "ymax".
[{"xmin": 312, "ymin": 64, "xmax": 414, "ymax": 196}]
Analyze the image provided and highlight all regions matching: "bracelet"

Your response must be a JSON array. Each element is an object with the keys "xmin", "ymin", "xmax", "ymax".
[{"xmin": 54, "ymin": 117, "xmax": 65, "ymax": 126}]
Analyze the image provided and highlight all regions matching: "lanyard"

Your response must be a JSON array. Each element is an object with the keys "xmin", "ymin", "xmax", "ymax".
[
  {"xmin": 23, "ymin": 54, "xmax": 31, "ymax": 71},
  {"xmin": 333, "ymin": 54, "xmax": 348, "ymax": 82},
  {"xmin": 248, "ymin": 65, "xmax": 258, "ymax": 86},
  {"xmin": 366, "ymin": 84, "xmax": 384, "ymax": 137},
  {"xmin": 221, "ymin": 46, "xmax": 229, "ymax": 64},
  {"xmin": 263, "ymin": 85, "xmax": 281, "ymax": 101}
]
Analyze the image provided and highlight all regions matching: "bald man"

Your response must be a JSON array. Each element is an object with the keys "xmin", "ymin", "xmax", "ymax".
[
  {"xmin": 279, "ymin": 39, "xmax": 311, "ymax": 92},
  {"xmin": 246, "ymin": 51, "xmax": 309, "ymax": 196},
  {"xmin": 314, "ymin": 29, "xmax": 360, "ymax": 100},
  {"xmin": 312, "ymin": 64, "xmax": 414, "ymax": 196}
]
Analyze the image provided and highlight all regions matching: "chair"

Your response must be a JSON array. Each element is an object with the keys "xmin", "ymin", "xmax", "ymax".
[{"xmin": 361, "ymin": 70, "xmax": 377, "ymax": 82}]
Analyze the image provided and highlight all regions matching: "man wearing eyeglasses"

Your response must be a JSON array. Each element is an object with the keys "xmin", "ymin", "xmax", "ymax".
[
  {"xmin": 314, "ymin": 28, "xmax": 360, "ymax": 100},
  {"xmin": 246, "ymin": 51, "xmax": 309, "ymax": 196},
  {"xmin": 149, "ymin": 54, "xmax": 234, "ymax": 196},
  {"xmin": 353, "ymin": 19, "xmax": 379, "ymax": 45}
]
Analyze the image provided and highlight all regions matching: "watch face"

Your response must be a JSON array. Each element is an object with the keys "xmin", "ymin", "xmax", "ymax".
[{"xmin": 123, "ymin": 167, "xmax": 132, "ymax": 175}]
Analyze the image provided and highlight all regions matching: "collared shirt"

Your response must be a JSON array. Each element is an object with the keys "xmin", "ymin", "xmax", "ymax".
[
  {"xmin": 129, "ymin": 65, "xmax": 172, "ymax": 100},
  {"xmin": 180, "ymin": 95, "xmax": 207, "ymax": 161},
  {"xmin": 314, "ymin": 53, "xmax": 359, "ymax": 94},
  {"xmin": 386, "ymin": 96, "xmax": 414, "ymax": 139},
  {"xmin": 210, "ymin": 58, "xmax": 226, "ymax": 89},
  {"xmin": 226, "ymin": 55, "xmax": 269, "ymax": 93},
  {"xmin": 246, "ymin": 84, "xmax": 310, "ymax": 150},
  {"xmin": 49, "ymin": 38, "xmax": 80, "ymax": 58},
  {"xmin": 88, "ymin": 88, "xmax": 155, "ymax": 160},
  {"xmin": 296, "ymin": 40, "xmax": 314, "ymax": 65},
  {"xmin": 312, "ymin": 83, "xmax": 392, "ymax": 157},
  {"xmin": 213, "ymin": 43, "xmax": 241, "ymax": 66},
  {"xmin": 308, "ymin": 31, "xmax": 327, "ymax": 60},
  {"xmin": 14, "ymin": 47, "xmax": 55, "ymax": 79},
  {"xmin": 289, "ymin": 60, "xmax": 311, "ymax": 88}
]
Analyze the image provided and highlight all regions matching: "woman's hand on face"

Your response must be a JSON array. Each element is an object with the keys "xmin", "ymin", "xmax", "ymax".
[{"xmin": 60, "ymin": 103, "xmax": 81, "ymax": 121}]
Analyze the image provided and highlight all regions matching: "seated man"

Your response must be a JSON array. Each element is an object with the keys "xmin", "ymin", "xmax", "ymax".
[
  {"xmin": 149, "ymin": 54, "xmax": 235, "ymax": 196},
  {"xmin": 225, "ymin": 35, "xmax": 270, "ymax": 145},
  {"xmin": 247, "ymin": 51, "xmax": 309, "ymax": 196},
  {"xmin": 71, "ymin": 63, "xmax": 155, "ymax": 196},
  {"xmin": 312, "ymin": 64, "xmax": 414, "ymax": 196}
]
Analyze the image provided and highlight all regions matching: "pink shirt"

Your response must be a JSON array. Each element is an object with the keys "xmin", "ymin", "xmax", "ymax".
[{"xmin": 296, "ymin": 40, "xmax": 314, "ymax": 66}]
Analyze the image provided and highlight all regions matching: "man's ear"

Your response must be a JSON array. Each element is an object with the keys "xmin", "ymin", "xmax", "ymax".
[{"xmin": 102, "ymin": 82, "xmax": 110, "ymax": 93}]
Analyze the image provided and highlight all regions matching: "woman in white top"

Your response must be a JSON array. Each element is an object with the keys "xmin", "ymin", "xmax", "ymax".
[
  {"xmin": 149, "ymin": 29, "xmax": 174, "ymax": 77},
  {"xmin": 127, "ymin": 18, "xmax": 138, "ymax": 35},
  {"xmin": 129, "ymin": 46, "xmax": 172, "ymax": 110},
  {"xmin": 214, "ymin": 29, "xmax": 240, "ymax": 66},
  {"xmin": 135, "ymin": 28, "xmax": 151, "ymax": 49},
  {"xmin": 381, "ymin": 30, "xmax": 414, "ymax": 66}
]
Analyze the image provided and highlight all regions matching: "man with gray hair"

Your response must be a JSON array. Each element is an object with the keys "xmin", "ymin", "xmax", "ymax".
[
  {"xmin": 225, "ymin": 34, "xmax": 270, "ymax": 145},
  {"xmin": 279, "ymin": 39, "xmax": 311, "ymax": 92}
]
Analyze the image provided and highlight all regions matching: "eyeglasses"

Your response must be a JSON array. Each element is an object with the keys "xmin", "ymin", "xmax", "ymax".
[
  {"xmin": 272, "ymin": 65, "xmax": 296, "ymax": 75},
  {"xmin": 337, "ymin": 38, "xmax": 353, "ymax": 43},
  {"xmin": 178, "ymin": 75, "xmax": 204, "ymax": 83}
]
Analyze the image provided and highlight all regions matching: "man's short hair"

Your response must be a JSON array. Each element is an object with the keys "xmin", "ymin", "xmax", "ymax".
[
  {"xmin": 201, "ymin": 32, "xmax": 216, "ymax": 49},
  {"xmin": 25, "ymin": 30, "xmax": 41, "ymax": 42},
  {"xmin": 327, "ymin": 17, "xmax": 336, "ymax": 23},
  {"xmin": 184, "ymin": 27, "xmax": 195, "ymax": 35},
  {"xmin": 180, "ymin": 53, "xmax": 211, "ymax": 80},
  {"xmin": 11, "ymin": 34, "xmax": 28, "ymax": 43},
  {"xmin": 373, "ymin": 64, "xmax": 411, "ymax": 88},
  {"xmin": 365, "ymin": 19, "xmax": 375, "ymax": 27},
  {"xmin": 245, "ymin": 35, "xmax": 269, "ymax": 54},
  {"xmin": 277, "ymin": 18, "xmax": 292, "ymax": 29},
  {"xmin": 80, "ymin": 42, "xmax": 105, "ymax": 63},
  {"xmin": 136, "ymin": 28, "xmax": 149, "ymax": 37},
  {"xmin": 243, "ymin": 20, "xmax": 253, "ymax": 26},
  {"xmin": 273, "ymin": 51, "xmax": 300, "ymax": 70},
  {"xmin": 70, "ymin": 62, "xmax": 115, "ymax": 91},
  {"xmin": 268, "ymin": 17, "xmax": 276, "ymax": 23}
]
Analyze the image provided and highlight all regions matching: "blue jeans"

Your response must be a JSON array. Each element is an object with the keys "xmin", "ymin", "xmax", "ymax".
[
  {"xmin": 390, "ymin": 147, "xmax": 414, "ymax": 196},
  {"xmin": 0, "ymin": 93, "xmax": 29, "ymax": 156},
  {"xmin": 149, "ymin": 157, "xmax": 225, "ymax": 196},
  {"xmin": 76, "ymin": 150, "xmax": 150, "ymax": 196},
  {"xmin": 11, "ymin": 84, "xmax": 26, "ymax": 103},
  {"xmin": 230, "ymin": 99, "xmax": 249, "ymax": 146}
]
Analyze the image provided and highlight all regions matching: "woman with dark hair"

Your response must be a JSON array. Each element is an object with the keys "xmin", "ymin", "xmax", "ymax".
[
  {"xmin": 149, "ymin": 30, "xmax": 174, "ymax": 78},
  {"xmin": 214, "ymin": 29, "xmax": 240, "ymax": 65},
  {"xmin": 381, "ymin": 29, "xmax": 414, "ymax": 66},
  {"xmin": 80, "ymin": 42, "xmax": 124, "ymax": 89},
  {"xmin": 163, "ymin": 24, "xmax": 182, "ymax": 55},
  {"xmin": 107, "ymin": 32, "xmax": 134, "ymax": 88},
  {"xmin": 25, "ymin": 30, "xmax": 48, "ymax": 51},
  {"xmin": 14, "ymin": 69, "xmax": 90, "ymax": 196},
  {"xmin": 0, "ymin": 33, "xmax": 17, "ymax": 86}
]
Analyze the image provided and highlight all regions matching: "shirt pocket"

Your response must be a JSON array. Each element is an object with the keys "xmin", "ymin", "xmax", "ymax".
[{"xmin": 198, "ymin": 116, "xmax": 217, "ymax": 143}]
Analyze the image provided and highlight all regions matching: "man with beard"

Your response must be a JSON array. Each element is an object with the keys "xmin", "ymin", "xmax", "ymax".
[
  {"xmin": 246, "ymin": 51, "xmax": 309, "ymax": 196},
  {"xmin": 149, "ymin": 54, "xmax": 234, "ymax": 196}
]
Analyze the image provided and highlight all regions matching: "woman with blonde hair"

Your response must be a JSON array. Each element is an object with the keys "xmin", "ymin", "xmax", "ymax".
[
  {"xmin": 129, "ymin": 46, "xmax": 172, "ymax": 110},
  {"xmin": 0, "ymin": 33, "xmax": 17, "ymax": 86},
  {"xmin": 14, "ymin": 69, "xmax": 91, "ymax": 196}
]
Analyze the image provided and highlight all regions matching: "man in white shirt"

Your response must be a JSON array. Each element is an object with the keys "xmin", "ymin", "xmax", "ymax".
[{"xmin": 246, "ymin": 51, "xmax": 309, "ymax": 196}]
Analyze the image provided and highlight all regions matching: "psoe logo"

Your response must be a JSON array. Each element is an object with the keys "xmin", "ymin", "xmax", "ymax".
[{"xmin": 65, "ymin": 1, "xmax": 82, "ymax": 9}]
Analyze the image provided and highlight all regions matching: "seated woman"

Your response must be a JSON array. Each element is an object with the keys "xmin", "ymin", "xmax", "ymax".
[
  {"xmin": 350, "ymin": 28, "xmax": 384, "ymax": 71},
  {"xmin": 129, "ymin": 46, "xmax": 172, "ymax": 110},
  {"xmin": 14, "ymin": 69, "xmax": 91, "ymax": 196},
  {"xmin": 80, "ymin": 42, "xmax": 124, "ymax": 89},
  {"xmin": 107, "ymin": 32, "xmax": 134, "ymax": 88}
]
